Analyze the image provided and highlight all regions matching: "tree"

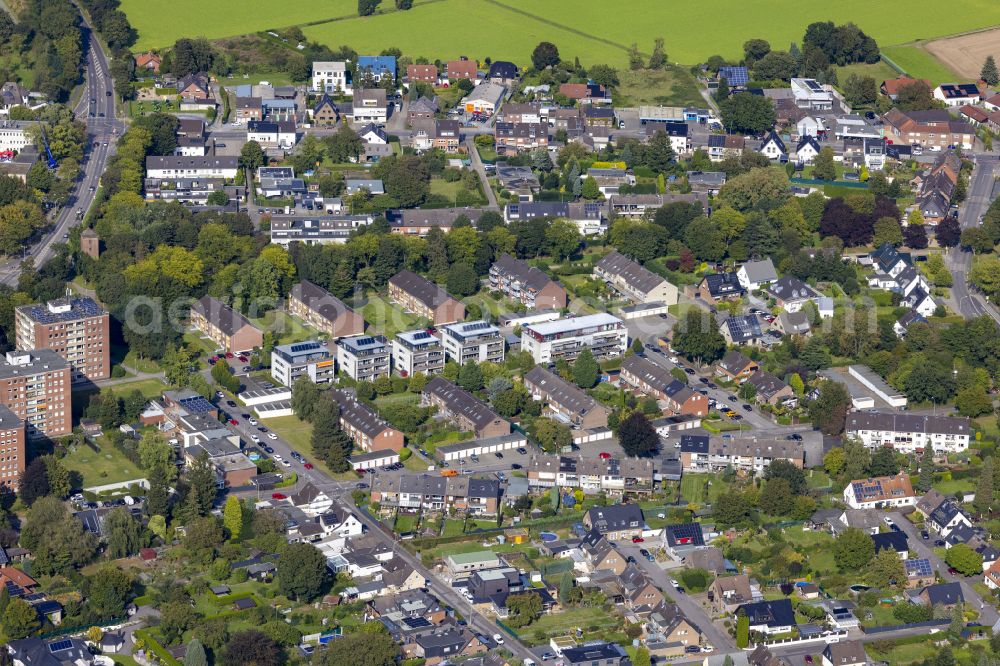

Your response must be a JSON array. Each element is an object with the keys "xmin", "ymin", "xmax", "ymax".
[
  {"xmin": 276, "ymin": 542, "xmax": 327, "ymax": 601},
  {"xmin": 223, "ymin": 496, "xmax": 245, "ymax": 541},
  {"xmin": 843, "ymin": 74, "xmax": 877, "ymax": 107},
  {"xmin": 239, "ymin": 141, "xmax": 265, "ymax": 171},
  {"xmin": 867, "ymin": 548, "xmax": 907, "ymax": 591},
  {"xmin": 896, "ymin": 81, "xmax": 936, "ymax": 111},
  {"xmin": 743, "ymin": 38, "xmax": 771, "ymax": 63},
  {"xmin": 531, "ymin": 42, "xmax": 560, "ymax": 70},
  {"xmin": 945, "ymin": 543, "xmax": 983, "ymax": 576},
  {"xmin": 715, "ymin": 76, "xmax": 730, "ymax": 102},
  {"xmin": 735, "ymin": 612, "xmax": 749, "ymax": 648},
  {"xmin": 20, "ymin": 497, "xmax": 98, "ymax": 575},
  {"xmin": 531, "ymin": 419, "xmax": 572, "ymax": 453},
  {"xmin": 982, "ymin": 55, "xmax": 1000, "ymax": 87},
  {"xmin": 506, "ymin": 592, "xmax": 543, "ymax": 628},
  {"xmin": 869, "ymin": 446, "xmax": 899, "ymax": 477},
  {"xmin": 812, "ymin": 147, "xmax": 837, "ymax": 181},
  {"xmin": 19, "ymin": 457, "xmax": 49, "ymax": 505},
  {"xmin": 904, "ymin": 222, "xmax": 928, "ymax": 249},
  {"xmin": 738, "ymin": 381, "xmax": 757, "ymax": 402},
  {"xmin": 222, "ymin": 631, "xmax": 282, "ymax": 666},
  {"xmin": 104, "ymin": 507, "xmax": 145, "ymax": 558},
  {"xmin": 581, "ymin": 175, "xmax": 600, "ymax": 199},
  {"xmin": 809, "ymin": 381, "xmax": 851, "ymax": 435},
  {"xmin": 458, "ymin": 361, "xmax": 484, "ymax": 392},
  {"xmin": 752, "ymin": 51, "xmax": 798, "ymax": 81},
  {"xmin": 759, "ymin": 478, "xmax": 794, "ymax": 515},
  {"xmin": 721, "ymin": 93, "xmax": 777, "ymax": 135},
  {"xmin": 672, "ymin": 309, "xmax": 726, "ymax": 364},
  {"xmin": 647, "ymin": 38, "xmax": 667, "ymax": 70},
  {"xmin": 917, "ymin": 445, "xmax": 935, "ymax": 492},
  {"xmin": 86, "ymin": 565, "xmax": 132, "ymax": 618},
  {"xmin": 2, "ymin": 598, "xmax": 40, "ymax": 639},
  {"xmin": 633, "ymin": 647, "xmax": 652, "ymax": 666},
  {"xmin": 824, "ymin": 447, "xmax": 846, "ymax": 477},
  {"xmin": 834, "ymin": 527, "xmax": 875, "ymax": 570},
  {"xmin": 545, "ymin": 219, "xmax": 582, "ymax": 259},
  {"xmin": 936, "ymin": 216, "xmax": 962, "ymax": 247},
  {"xmin": 572, "ymin": 349, "xmax": 599, "ymax": 388},
  {"xmin": 357, "ymin": 0, "xmax": 380, "ymax": 15},
  {"xmin": 314, "ymin": 630, "xmax": 399, "ymax": 666},
  {"xmin": 956, "ymin": 385, "xmax": 993, "ymax": 417},
  {"xmin": 291, "ymin": 377, "xmax": 321, "ymax": 422},
  {"xmin": 185, "ymin": 452, "xmax": 218, "ymax": 518},
  {"xmin": 976, "ymin": 456, "xmax": 994, "ymax": 514},
  {"xmin": 184, "ymin": 639, "xmax": 208, "ymax": 666},
  {"xmin": 617, "ymin": 411, "xmax": 659, "ymax": 457},
  {"xmin": 764, "ymin": 459, "xmax": 807, "ymax": 494},
  {"xmin": 445, "ymin": 262, "xmax": 479, "ymax": 297}
]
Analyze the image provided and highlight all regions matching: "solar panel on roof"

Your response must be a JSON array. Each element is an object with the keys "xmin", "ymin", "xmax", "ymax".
[
  {"xmin": 719, "ymin": 66, "xmax": 749, "ymax": 87},
  {"xmin": 49, "ymin": 640, "xmax": 73, "ymax": 652},
  {"xmin": 906, "ymin": 559, "xmax": 933, "ymax": 577},
  {"xmin": 464, "ymin": 321, "xmax": 491, "ymax": 332},
  {"xmin": 354, "ymin": 336, "xmax": 376, "ymax": 346},
  {"xmin": 290, "ymin": 342, "xmax": 320, "ymax": 353},
  {"xmin": 412, "ymin": 331, "xmax": 432, "ymax": 340}
]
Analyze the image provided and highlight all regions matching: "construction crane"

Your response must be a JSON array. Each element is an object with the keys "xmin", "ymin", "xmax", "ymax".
[{"xmin": 39, "ymin": 126, "xmax": 57, "ymax": 169}]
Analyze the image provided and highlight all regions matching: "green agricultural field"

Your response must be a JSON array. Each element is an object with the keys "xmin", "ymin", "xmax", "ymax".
[
  {"xmin": 835, "ymin": 61, "xmax": 901, "ymax": 87},
  {"xmin": 881, "ymin": 44, "xmax": 960, "ymax": 84},
  {"xmin": 615, "ymin": 66, "xmax": 705, "ymax": 107}
]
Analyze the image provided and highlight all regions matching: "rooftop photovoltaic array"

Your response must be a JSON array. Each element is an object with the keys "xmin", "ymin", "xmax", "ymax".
[
  {"xmin": 412, "ymin": 331, "xmax": 432, "ymax": 340},
  {"xmin": 290, "ymin": 342, "xmax": 322, "ymax": 353},
  {"xmin": 906, "ymin": 558, "xmax": 933, "ymax": 577},
  {"xmin": 23, "ymin": 298, "xmax": 104, "ymax": 324},
  {"xmin": 49, "ymin": 640, "xmax": 74, "ymax": 652},
  {"xmin": 719, "ymin": 66, "xmax": 749, "ymax": 86},
  {"xmin": 463, "ymin": 321, "xmax": 492, "ymax": 332},
  {"xmin": 805, "ymin": 79, "xmax": 824, "ymax": 92},
  {"xmin": 179, "ymin": 395, "xmax": 215, "ymax": 414}
]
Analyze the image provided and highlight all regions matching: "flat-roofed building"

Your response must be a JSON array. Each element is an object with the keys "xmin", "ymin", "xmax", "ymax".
[
  {"xmin": 15, "ymin": 297, "xmax": 110, "ymax": 384},
  {"xmin": 190, "ymin": 296, "xmax": 263, "ymax": 354},
  {"xmin": 521, "ymin": 313, "xmax": 627, "ymax": 364},
  {"xmin": 440, "ymin": 320, "xmax": 504, "ymax": 365},
  {"xmin": 388, "ymin": 270, "xmax": 465, "ymax": 325},
  {"xmin": 392, "ymin": 329, "xmax": 445, "ymax": 377},
  {"xmin": 846, "ymin": 411, "xmax": 971, "ymax": 454},
  {"xmin": 349, "ymin": 449, "xmax": 400, "ymax": 470},
  {"xmin": 849, "ymin": 364, "xmax": 907, "ymax": 408},
  {"xmin": 330, "ymin": 389, "xmax": 404, "ymax": 452},
  {"xmin": 489, "ymin": 254, "xmax": 567, "ymax": 310},
  {"xmin": 335, "ymin": 335, "xmax": 390, "ymax": 382},
  {"xmin": 0, "ymin": 405, "xmax": 24, "ymax": 491},
  {"xmin": 288, "ymin": 281, "xmax": 365, "ymax": 339},
  {"xmin": 523, "ymin": 365, "xmax": 609, "ymax": 429},
  {"xmin": 271, "ymin": 341, "xmax": 335, "ymax": 387},
  {"xmin": 421, "ymin": 376, "xmax": 510, "ymax": 439},
  {"xmin": 145, "ymin": 155, "xmax": 239, "ymax": 179},
  {"xmin": 0, "ymin": 350, "xmax": 70, "ymax": 439},
  {"xmin": 435, "ymin": 433, "xmax": 527, "ymax": 462},
  {"xmin": 594, "ymin": 251, "xmax": 678, "ymax": 305}
]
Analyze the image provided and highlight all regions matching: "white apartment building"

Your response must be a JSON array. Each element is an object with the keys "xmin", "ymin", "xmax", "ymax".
[
  {"xmin": 520, "ymin": 313, "xmax": 627, "ymax": 364},
  {"xmin": 0, "ymin": 120, "xmax": 37, "ymax": 151},
  {"xmin": 270, "ymin": 340, "xmax": 335, "ymax": 387},
  {"xmin": 845, "ymin": 411, "xmax": 971, "ymax": 454},
  {"xmin": 312, "ymin": 61, "xmax": 352, "ymax": 95},
  {"xmin": 145, "ymin": 156, "xmax": 239, "ymax": 179},
  {"xmin": 335, "ymin": 334, "xmax": 390, "ymax": 381},
  {"xmin": 391, "ymin": 329, "xmax": 445, "ymax": 377},
  {"xmin": 440, "ymin": 321, "xmax": 504, "ymax": 366}
]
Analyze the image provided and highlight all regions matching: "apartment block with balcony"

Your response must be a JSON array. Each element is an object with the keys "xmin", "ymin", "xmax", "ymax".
[
  {"xmin": 288, "ymin": 281, "xmax": 365, "ymax": 339},
  {"xmin": 0, "ymin": 349, "xmax": 71, "ymax": 439},
  {"xmin": 392, "ymin": 329, "xmax": 445, "ymax": 377},
  {"xmin": 15, "ymin": 297, "xmax": 110, "ymax": 384},
  {"xmin": 489, "ymin": 254, "xmax": 567, "ymax": 310},
  {"xmin": 336, "ymin": 335, "xmax": 390, "ymax": 381},
  {"xmin": 270, "ymin": 341, "xmax": 335, "ymax": 387},
  {"xmin": 520, "ymin": 313, "xmax": 627, "ymax": 364},
  {"xmin": 440, "ymin": 320, "xmax": 504, "ymax": 366}
]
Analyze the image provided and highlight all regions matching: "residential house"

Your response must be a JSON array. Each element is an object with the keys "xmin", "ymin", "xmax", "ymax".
[
  {"xmin": 407, "ymin": 64, "xmax": 438, "ymax": 85},
  {"xmin": 356, "ymin": 55, "xmax": 396, "ymax": 82},
  {"xmin": 882, "ymin": 108, "xmax": 974, "ymax": 150},
  {"xmin": 335, "ymin": 335, "xmax": 390, "ymax": 382},
  {"xmin": 927, "ymin": 500, "xmax": 973, "ymax": 537},
  {"xmin": 687, "ymin": 171, "xmax": 727, "ymax": 195},
  {"xmin": 177, "ymin": 72, "xmax": 210, "ymax": 100},
  {"xmin": 680, "ymin": 435, "xmax": 804, "ymax": 473},
  {"xmin": 353, "ymin": 89, "xmax": 388, "ymax": 124},
  {"xmin": 881, "ymin": 76, "xmax": 931, "ymax": 100},
  {"xmin": 758, "ymin": 131, "xmax": 788, "ymax": 161},
  {"xmin": 312, "ymin": 61, "xmax": 352, "ymax": 95},
  {"xmin": 687, "ymin": 272, "xmax": 744, "ymax": 305},
  {"xmin": 619, "ymin": 563, "xmax": 665, "ymax": 612},
  {"xmin": 934, "ymin": 83, "xmax": 981, "ymax": 106},
  {"xmin": 580, "ymin": 528, "xmax": 629, "ymax": 574},
  {"xmin": 720, "ymin": 315, "xmax": 765, "ymax": 347},
  {"xmin": 916, "ymin": 152, "xmax": 961, "ymax": 223},
  {"xmin": 561, "ymin": 642, "xmax": 627, "ymax": 666},
  {"xmin": 845, "ymin": 411, "xmax": 970, "ymax": 454},
  {"xmin": 330, "ymin": 389, "xmax": 404, "ymax": 452},
  {"xmin": 524, "ymin": 366, "xmax": 610, "ymax": 429},
  {"xmin": 495, "ymin": 122, "xmax": 548, "ymax": 154},
  {"xmin": 745, "ymin": 370, "xmax": 794, "ymax": 407},
  {"xmin": 821, "ymin": 641, "xmax": 867, "ymax": 666},
  {"xmin": 916, "ymin": 582, "xmax": 964, "ymax": 608},
  {"xmin": 489, "ymin": 253, "xmax": 566, "ymax": 309},
  {"xmin": 737, "ymin": 259, "xmax": 778, "ymax": 291},
  {"xmin": 370, "ymin": 473, "xmax": 501, "ymax": 515},
  {"xmin": 273, "ymin": 214, "xmax": 377, "ymax": 246},
  {"xmin": 421, "ymin": 376, "xmax": 511, "ymax": 439},
  {"xmin": 663, "ymin": 522, "xmax": 705, "ymax": 557},
  {"xmin": 408, "ymin": 96, "xmax": 439, "ymax": 123},
  {"xmin": 842, "ymin": 472, "xmax": 917, "ymax": 510},
  {"xmin": 441, "ymin": 320, "xmax": 505, "ymax": 365},
  {"xmin": 872, "ymin": 531, "xmax": 909, "ymax": 559},
  {"xmin": 503, "ymin": 201, "xmax": 607, "ymax": 236},
  {"xmin": 411, "ymin": 118, "xmax": 461, "ymax": 152},
  {"xmin": 582, "ymin": 504, "xmax": 645, "ymax": 540},
  {"xmin": 526, "ymin": 453, "xmax": 656, "ymax": 495},
  {"xmin": 446, "ymin": 59, "xmax": 478, "ymax": 83},
  {"xmin": 735, "ymin": 599, "xmax": 795, "ymax": 635},
  {"xmin": 135, "ymin": 52, "xmax": 162, "ymax": 73},
  {"xmin": 487, "ymin": 61, "xmax": 518, "ymax": 85},
  {"xmin": 521, "ymin": 313, "xmax": 626, "ymax": 364},
  {"xmin": 288, "ymin": 280, "xmax": 366, "ymax": 339},
  {"xmin": 388, "ymin": 207, "xmax": 483, "ymax": 235},
  {"xmin": 716, "ymin": 350, "xmax": 759, "ymax": 382},
  {"xmin": 706, "ymin": 134, "xmax": 746, "ymax": 161},
  {"xmin": 775, "ymin": 311, "xmax": 811, "ymax": 337},
  {"xmin": 646, "ymin": 602, "xmax": 701, "ymax": 651},
  {"xmin": 145, "ymin": 155, "xmax": 239, "ymax": 179},
  {"xmin": 767, "ymin": 277, "xmax": 819, "ymax": 312},
  {"xmin": 593, "ymin": 251, "xmax": 678, "ymax": 304},
  {"xmin": 620, "ymin": 355, "xmax": 709, "ymax": 416},
  {"xmin": 387, "ymin": 270, "xmax": 465, "ymax": 324},
  {"xmin": 189, "ymin": 295, "xmax": 263, "ymax": 353},
  {"xmin": 905, "ymin": 558, "xmax": 936, "ymax": 589},
  {"xmin": 795, "ymin": 136, "xmax": 822, "ymax": 164}
]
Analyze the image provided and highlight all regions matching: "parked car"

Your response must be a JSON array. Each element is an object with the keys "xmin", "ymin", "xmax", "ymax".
[
  {"xmin": 921, "ymin": 530, "xmax": 930, "ymax": 539},
  {"xmin": 632, "ymin": 536, "xmax": 644, "ymax": 543},
  {"xmin": 271, "ymin": 493, "xmax": 286, "ymax": 500},
  {"xmin": 268, "ymin": 433, "xmax": 278, "ymax": 440},
  {"xmin": 492, "ymin": 634, "xmax": 504, "ymax": 646}
]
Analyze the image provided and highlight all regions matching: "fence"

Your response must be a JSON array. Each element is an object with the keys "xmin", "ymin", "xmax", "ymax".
[
  {"xmin": 861, "ymin": 618, "xmax": 949, "ymax": 634},
  {"xmin": 38, "ymin": 616, "xmax": 127, "ymax": 639},
  {"xmin": 790, "ymin": 177, "xmax": 869, "ymax": 189},
  {"xmin": 762, "ymin": 629, "xmax": 848, "ymax": 647}
]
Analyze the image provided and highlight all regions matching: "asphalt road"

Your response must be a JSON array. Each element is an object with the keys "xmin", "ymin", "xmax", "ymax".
[
  {"xmin": 0, "ymin": 26, "xmax": 122, "ymax": 286},
  {"xmin": 948, "ymin": 154, "xmax": 1000, "ymax": 324}
]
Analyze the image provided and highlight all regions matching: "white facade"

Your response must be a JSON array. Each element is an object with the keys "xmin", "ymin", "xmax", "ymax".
[
  {"xmin": 146, "ymin": 156, "xmax": 239, "ymax": 179},
  {"xmin": 312, "ymin": 61, "xmax": 352, "ymax": 95},
  {"xmin": 392, "ymin": 329, "xmax": 445, "ymax": 377},
  {"xmin": 270, "ymin": 341, "xmax": 335, "ymax": 387},
  {"xmin": 521, "ymin": 313, "xmax": 627, "ymax": 364},
  {"xmin": 0, "ymin": 121, "xmax": 35, "ymax": 151},
  {"xmin": 846, "ymin": 415, "xmax": 970, "ymax": 454},
  {"xmin": 440, "ymin": 321, "xmax": 505, "ymax": 365},
  {"xmin": 336, "ymin": 335, "xmax": 390, "ymax": 381}
]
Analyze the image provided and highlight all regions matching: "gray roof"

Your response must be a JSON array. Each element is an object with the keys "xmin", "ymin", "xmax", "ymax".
[
  {"xmin": 846, "ymin": 410, "xmax": 970, "ymax": 437},
  {"xmin": 0, "ymin": 349, "xmax": 68, "ymax": 380},
  {"xmin": 389, "ymin": 270, "xmax": 459, "ymax": 309},
  {"xmin": 524, "ymin": 366, "xmax": 607, "ymax": 420},
  {"xmin": 289, "ymin": 280, "xmax": 360, "ymax": 325},
  {"xmin": 621, "ymin": 354, "xmax": 675, "ymax": 390},
  {"xmin": 492, "ymin": 253, "xmax": 561, "ymax": 294},
  {"xmin": 746, "ymin": 370, "xmax": 790, "ymax": 399},
  {"xmin": 423, "ymin": 377, "xmax": 506, "ymax": 432},
  {"xmin": 718, "ymin": 350, "xmax": 755, "ymax": 375},
  {"xmin": 740, "ymin": 258, "xmax": 778, "ymax": 284},
  {"xmin": 767, "ymin": 276, "xmax": 819, "ymax": 302},
  {"xmin": 330, "ymin": 389, "xmax": 397, "ymax": 439},
  {"xmin": 595, "ymin": 251, "xmax": 668, "ymax": 296},
  {"xmin": 146, "ymin": 155, "xmax": 239, "ymax": 171},
  {"xmin": 191, "ymin": 295, "xmax": 257, "ymax": 336},
  {"xmin": 586, "ymin": 504, "xmax": 644, "ymax": 532}
]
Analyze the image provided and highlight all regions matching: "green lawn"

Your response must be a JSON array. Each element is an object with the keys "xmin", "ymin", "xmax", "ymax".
[
  {"xmin": 835, "ymin": 61, "xmax": 900, "ymax": 88},
  {"xmin": 72, "ymin": 377, "xmax": 167, "ymax": 421},
  {"xmin": 249, "ymin": 310, "xmax": 316, "ymax": 345},
  {"xmin": 881, "ymin": 44, "xmax": 959, "ymax": 84},
  {"xmin": 615, "ymin": 66, "xmax": 705, "ymax": 107},
  {"xmin": 360, "ymin": 291, "xmax": 425, "ymax": 339},
  {"xmin": 121, "ymin": 350, "xmax": 162, "ymax": 374},
  {"xmin": 442, "ymin": 518, "xmax": 466, "ymax": 537},
  {"xmin": 933, "ymin": 474, "xmax": 976, "ymax": 496},
  {"xmin": 429, "ymin": 177, "xmax": 486, "ymax": 206},
  {"xmin": 680, "ymin": 473, "xmax": 731, "ymax": 506},
  {"xmin": 61, "ymin": 437, "xmax": 144, "ymax": 488},
  {"xmin": 516, "ymin": 605, "xmax": 623, "ymax": 644},
  {"xmin": 394, "ymin": 513, "xmax": 419, "ymax": 533}
]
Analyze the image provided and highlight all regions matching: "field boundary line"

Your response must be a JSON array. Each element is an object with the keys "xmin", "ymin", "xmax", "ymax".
[
  {"xmin": 295, "ymin": 0, "xmax": 450, "ymax": 29},
  {"xmin": 478, "ymin": 0, "xmax": 642, "ymax": 55}
]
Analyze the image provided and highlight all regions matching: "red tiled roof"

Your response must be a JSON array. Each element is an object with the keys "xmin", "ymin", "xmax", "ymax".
[{"xmin": 882, "ymin": 76, "xmax": 931, "ymax": 95}]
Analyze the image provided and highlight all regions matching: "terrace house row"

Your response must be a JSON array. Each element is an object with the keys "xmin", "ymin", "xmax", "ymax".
[
  {"xmin": 678, "ymin": 434, "xmax": 804, "ymax": 473},
  {"xmin": 370, "ymin": 473, "xmax": 502, "ymax": 515},
  {"xmin": 421, "ymin": 376, "xmax": 511, "ymax": 439},
  {"xmin": 527, "ymin": 453, "xmax": 655, "ymax": 494},
  {"xmin": 288, "ymin": 281, "xmax": 366, "ymax": 339},
  {"xmin": 388, "ymin": 270, "xmax": 465, "ymax": 325}
]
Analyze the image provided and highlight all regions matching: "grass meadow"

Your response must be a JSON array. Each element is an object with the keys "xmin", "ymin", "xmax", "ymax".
[{"xmin": 126, "ymin": 0, "xmax": 1000, "ymax": 68}]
